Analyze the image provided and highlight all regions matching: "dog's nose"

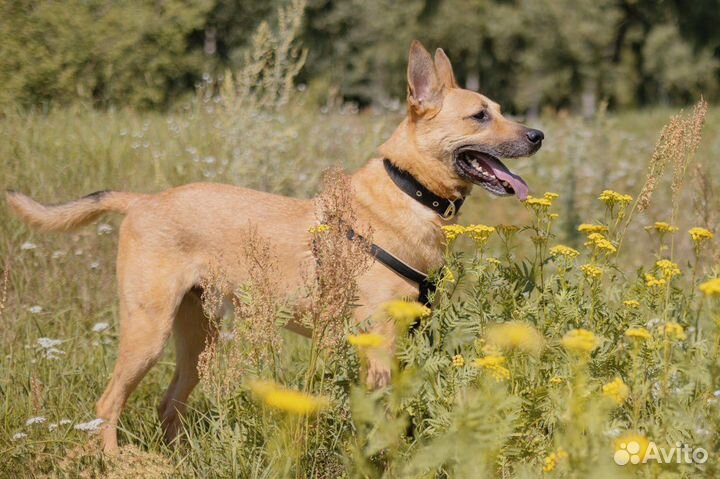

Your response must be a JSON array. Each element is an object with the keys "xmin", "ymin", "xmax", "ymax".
[{"xmin": 526, "ymin": 129, "xmax": 544, "ymax": 144}]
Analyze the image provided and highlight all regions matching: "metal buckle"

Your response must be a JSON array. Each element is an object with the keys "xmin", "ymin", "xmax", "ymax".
[{"xmin": 442, "ymin": 200, "xmax": 456, "ymax": 220}]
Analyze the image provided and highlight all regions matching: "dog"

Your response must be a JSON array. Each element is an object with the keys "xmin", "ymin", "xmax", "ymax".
[{"xmin": 6, "ymin": 40, "xmax": 542, "ymax": 454}]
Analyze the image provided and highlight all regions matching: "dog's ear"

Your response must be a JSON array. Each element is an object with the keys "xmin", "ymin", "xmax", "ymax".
[
  {"xmin": 407, "ymin": 40, "xmax": 442, "ymax": 115},
  {"xmin": 434, "ymin": 48, "xmax": 457, "ymax": 89}
]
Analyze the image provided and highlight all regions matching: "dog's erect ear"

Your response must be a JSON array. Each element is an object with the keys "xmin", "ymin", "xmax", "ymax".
[
  {"xmin": 407, "ymin": 40, "xmax": 442, "ymax": 115},
  {"xmin": 434, "ymin": 48, "xmax": 457, "ymax": 89}
]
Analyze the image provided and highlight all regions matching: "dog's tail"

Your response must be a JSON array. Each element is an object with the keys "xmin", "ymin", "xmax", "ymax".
[{"xmin": 5, "ymin": 189, "xmax": 146, "ymax": 232}]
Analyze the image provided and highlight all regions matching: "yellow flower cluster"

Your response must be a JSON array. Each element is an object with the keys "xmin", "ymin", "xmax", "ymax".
[
  {"xmin": 623, "ymin": 300, "xmax": 640, "ymax": 309},
  {"xmin": 689, "ymin": 227, "xmax": 714, "ymax": 242},
  {"xmin": 584, "ymin": 233, "xmax": 617, "ymax": 254},
  {"xmin": 249, "ymin": 380, "xmax": 328, "ymax": 415},
  {"xmin": 663, "ymin": 322, "xmax": 686, "ymax": 341},
  {"xmin": 646, "ymin": 221, "xmax": 678, "ymax": 233},
  {"xmin": 383, "ymin": 300, "xmax": 431, "ymax": 329},
  {"xmin": 549, "ymin": 376, "xmax": 564, "ymax": 385},
  {"xmin": 347, "ymin": 333, "xmax": 385, "ymax": 348},
  {"xmin": 544, "ymin": 192, "xmax": 560, "ymax": 202},
  {"xmin": 308, "ymin": 224, "xmax": 330, "ymax": 234},
  {"xmin": 699, "ymin": 278, "xmax": 720, "ymax": 297},
  {"xmin": 549, "ymin": 245, "xmax": 580, "ymax": 258},
  {"xmin": 496, "ymin": 224, "xmax": 519, "ymax": 236},
  {"xmin": 452, "ymin": 354, "xmax": 465, "ymax": 367},
  {"xmin": 465, "ymin": 224, "xmax": 496, "ymax": 246},
  {"xmin": 543, "ymin": 448, "xmax": 568, "ymax": 472},
  {"xmin": 644, "ymin": 273, "xmax": 666, "ymax": 288},
  {"xmin": 486, "ymin": 322, "xmax": 544, "ymax": 355},
  {"xmin": 561, "ymin": 329, "xmax": 600, "ymax": 355},
  {"xmin": 602, "ymin": 377, "xmax": 630, "ymax": 405},
  {"xmin": 580, "ymin": 263, "xmax": 603, "ymax": 279},
  {"xmin": 473, "ymin": 355, "xmax": 510, "ymax": 381},
  {"xmin": 441, "ymin": 224, "xmax": 466, "ymax": 242},
  {"xmin": 598, "ymin": 190, "xmax": 633, "ymax": 205},
  {"xmin": 524, "ymin": 196, "xmax": 552, "ymax": 208},
  {"xmin": 485, "ymin": 257, "xmax": 502, "ymax": 266},
  {"xmin": 578, "ymin": 224, "xmax": 609, "ymax": 234},
  {"xmin": 655, "ymin": 259, "xmax": 680, "ymax": 279},
  {"xmin": 625, "ymin": 327, "xmax": 651, "ymax": 340}
]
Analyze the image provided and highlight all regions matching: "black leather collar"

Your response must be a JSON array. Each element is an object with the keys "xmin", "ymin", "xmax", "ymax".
[{"xmin": 383, "ymin": 158, "xmax": 464, "ymax": 220}]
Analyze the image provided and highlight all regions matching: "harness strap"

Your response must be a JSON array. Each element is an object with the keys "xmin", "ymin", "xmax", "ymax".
[{"xmin": 347, "ymin": 229, "xmax": 435, "ymax": 305}]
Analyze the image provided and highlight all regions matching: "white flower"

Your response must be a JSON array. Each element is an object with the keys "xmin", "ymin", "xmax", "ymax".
[
  {"xmin": 92, "ymin": 322, "xmax": 110, "ymax": 332},
  {"xmin": 26, "ymin": 416, "xmax": 46, "ymax": 426},
  {"xmin": 29, "ymin": 306, "xmax": 43, "ymax": 314},
  {"xmin": 37, "ymin": 338, "xmax": 63, "ymax": 349},
  {"xmin": 12, "ymin": 432, "xmax": 27, "ymax": 440},
  {"xmin": 97, "ymin": 223, "xmax": 113, "ymax": 235},
  {"xmin": 45, "ymin": 348, "xmax": 65, "ymax": 360},
  {"xmin": 51, "ymin": 250, "xmax": 66, "ymax": 259},
  {"xmin": 48, "ymin": 423, "xmax": 58, "ymax": 431},
  {"xmin": 74, "ymin": 418, "xmax": 104, "ymax": 431},
  {"xmin": 89, "ymin": 261, "xmax": 100, "ymax": 270},
  {"xmin": 59, "ymin": 419, "xmax": 71, "ymax": 425},
  {"xmin": 20, "ymin": 242, "xmax": 37, "ymax": 251}
]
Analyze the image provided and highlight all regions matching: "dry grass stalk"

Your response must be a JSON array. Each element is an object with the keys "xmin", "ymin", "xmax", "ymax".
[{"xmin": 671, "ymin": 98, "xmax": 708, "ymax": 210}]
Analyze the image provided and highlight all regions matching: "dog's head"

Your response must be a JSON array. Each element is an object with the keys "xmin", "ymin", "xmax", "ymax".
[{"xmin": 380, "ymin": 41, "xmax": 543, "ymax": 200}]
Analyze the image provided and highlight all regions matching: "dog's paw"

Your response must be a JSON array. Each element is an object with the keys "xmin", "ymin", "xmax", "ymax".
[{"xmin": 366, "ymin": 360, "xmax": 391, "ymax": 389}]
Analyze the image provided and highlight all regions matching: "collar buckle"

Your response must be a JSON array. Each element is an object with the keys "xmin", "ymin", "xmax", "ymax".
[{"xmin": 441, "ymin": 200, "xmax": 456, "ymax": 220}]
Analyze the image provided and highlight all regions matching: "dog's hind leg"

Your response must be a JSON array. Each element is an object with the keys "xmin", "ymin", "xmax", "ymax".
[{"xmin": 158, "ymin": 288, "xmax": 218, "ymax": 444}]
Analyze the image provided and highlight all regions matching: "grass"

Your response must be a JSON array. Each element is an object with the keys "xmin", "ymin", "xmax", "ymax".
[{"xmin": 1, "ymin": 97, "xmax": 720, "ymax": 478}]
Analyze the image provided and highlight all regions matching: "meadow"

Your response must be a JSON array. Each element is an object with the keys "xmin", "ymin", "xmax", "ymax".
[{"xmin": 2, "ymin": 75, "xmax": 720, "ymax": 478}]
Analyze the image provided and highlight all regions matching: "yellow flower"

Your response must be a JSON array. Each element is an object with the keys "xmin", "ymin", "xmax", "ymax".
[
  {"xmin": 549, "ymin": 213, "xmax": 559, "ymax": 220},
  {"xmin": 646, "ymin": 221, "xmax": 678, "ymax": 233},
  {"xmin": 598, "ymin": 190, "xmax": 633, "ymax": 205},
  {"xmin": 584, "ymin": 233, "xmax": 617, "ymax": 254},
  {"xmin": 613, "ymin": 432, "xmax": 650, "ymax": 465},
  {"xmin": 623, "ymin": 300, "xmax": 640, "ymax": 309},
  {"xmin": 689, "ymin": 227, "xmax": 714, "ymax": 242},
  {"xmin": 249, "ymin": 380, "xmax": 328, "ymax": 415},
  {"xmin": 452, "ymin": 354, "xmax": 465, "ymax": 367},
  {"xmin": 486, "ymin": 322, "xmax": 544, "ymax": 355},
  {"xmin": 473, "ymin": 355, "xmax": 510, "ymax": 381},
  {"xmin": 561, "ymin": 329, "xmax": 600, "ymax": 355},
  {"xmin": 544, "ymin": 192, "xmax": 560, "ymax": 201},
  {"xmin": 465, "ymin": 224, "xmax": 496, "ymax": 246},
  {"xmin": 625, "ymin": 327, "xmax": 651, "ymax": 341},
  {"xmin": 602, "ymin": 377, "xmax": 630, "ymax": 405},
  {"xmin": 441, "ymin": 225, "xmax": 466, "ymax": 242},
  {"xmin": 580, "ymin": 263, "xmax": 603, "ymax": 279},
  {"xmin": 485, "ymin": 257, "xmax": 502, "ymax": 266},
  {"xmin": 578, "ymin": 223, "xmax": 608, "ymax": 234},
  {"xmin": 543, "ymin": 448, "xmax": 568, "ymax": 472},
  {"xmin": 549, "ymin": 245, "xmax": 580, "ymax": 258},
  {"xmin": 308, "ymin": 224, "xmax": 330, "ymax": 234},
  {"xmin": 382, "ymin": 300, "xmax": 430, "ymax": 329},
  {"xmin": 495, "ymin": 224, "xmax": 519, "ymax": 236},
  {"xmin": 549, "ymin": 376, "xmax": 564, "ymax": 385},
  {"xmin": 699, "ymin": 278, "xmax": 720, "ymax": 297},
  {"xmin": 524, "ymin": 196, "xmax": 552, "ymax": 208},
  {"xmin": 663, "ymin": 322, "xmax": 686, "ymax": 341},
  {"xmin": 347, "ymin": 333, "xmax": 385, "ymax": 348},
  {"xmin": 644, "ymin": 273, "xmax": 666, "ymax": 288},
  {"xmin": 655, "ymin": 259, "xmax": 680, "ymax": 279}
]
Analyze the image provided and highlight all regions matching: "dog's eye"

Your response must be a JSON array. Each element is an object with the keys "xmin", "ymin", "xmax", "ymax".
[{"xmin": 472, "ymin": 110, "xmax": 490, "ymax": 122}]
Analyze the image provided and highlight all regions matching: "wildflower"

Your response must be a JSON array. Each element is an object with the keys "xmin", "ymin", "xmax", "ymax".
[
  {"xmin": 646, "ymin": 222, "xmax": 678, "ymax": 233},
  {"xmin": 308, "ymin": 224, "xmax": 330, "ymax": 235},
  {"xmin": 543, "ymin": 192, "xmax": 560, "ymax": 202},
  {"xmin": 383, "ymin": 300, "xmax": 430, "ymax": 329},
  {"xmin": 644, "ymin": 273, "xmax": 666, "ymax": 288},
  {"xmin": 485, "ymin": 257, "xmax": 501, "ymax": 266},
  {"xmin": 12, "ymin": 432, "xmax": 27, "ymax": 440},
  {"xmin": 549, "ymin": 245, "xmax": 580, "ymax": 258},
  {"xmin": 26, "ymin": 416, "xmax": 46, "ymax": 426},
  {"xmin": 347, "ymin": 333, "xmax": 385, "ymax": 348},
  {"xmin": 495, "ymin": 224, "xmax": 519, "ymax": 236},
  {"xmin": 598, "ymin": 190, "xmax": 633, "ymax": 205},
  {"xmin": 549, "ymin": 213, "xmax": 559, "ymax": 220},
  {"xmin": 699, "ymin": 278, "xmax": 720, "ymax": 297},
  {"xmin": 584, "ymin": 233, "xmax": 617, "ymax": 254},
  {"xmin": 452, "ymin": 354, "xmax": 465, "ymax": 367},
  {"xmin": 689, "ymin": 227, "xmax": 713, "ymax": 242},
  {"xmin": 486, "ymin": 322, "xmax": 544, "ymax": 355},
  {"xmin": 543, "ymin": 448, "xmax": 568, "ymax": 472},
  {"xmin": 655, "ymin": 259, "xmax": 680, "ymax": 279},
  {"xmin": 97, "ymin": 223, "xmax": 113, "ymax": 235},
  {"xmin": 28, "ymin": 305, "xmax": 43, "ymax": 314},
  {"xmin": 249, "ymin": 380, "xmax": 328, "ymax": 415},
  {"xmin": 523, "ymin": 196, "xmax": 552, "ymax": 208},
  {"xmin": 580, "ymin": 264, "xmax": 603, "ymax": 279},
  {"xmin": 663, "ymin": 322, "xmax": 686, "ymax": 341},
  {"xmin": 92, "ymin": 322, "xmax": 110, "ymax": 332},
  {"xmin": 20, "ymin": 241, "xmax": 37, "ymax": 251},
  {"xmin": 578, "ymin": 224, "xmax": 608, "ymax": 234},
  {"xmin": 464, "ymin": 224, "xmax": 495, "ymax": 247},
  {"xmin": 602, "ymin": 377, "xmax": 630, "ymax": 405},
  {"xmin": 549, "ymin": 376, "xmax": 564, "ymax": 385},
  {"xmin": 561, "ymin": 329, "xmax": 600, "ymax": 355},
  {"xmin": 441, "ymin": 225, "xmax": 466, "ymax": 242},
  {"xmin": 613, "ymin": 432, "xmax": 650, "ymax": 465},
  {"xmin": 473, "ymin": 355, "xmax": 510, "ymax": 381},
  {"xmin": 625, "ymin": 327, "xmax": 651, "ymax": 341},
  {"xmin": 37, "ymin": 338, "xmax": 63, "ymax": 349},
  {"xmin": 74, "ymin": 418, "xmax": 105, "ymax": 431},
  {"xmin": 623, "ymin": 300, "xmax": 640, "ymax": 309}
]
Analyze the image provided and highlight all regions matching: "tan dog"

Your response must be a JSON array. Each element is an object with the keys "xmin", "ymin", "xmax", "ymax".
[{"xmin": 6, "ymin": 41, "xmax": 542, "ymax": 454}]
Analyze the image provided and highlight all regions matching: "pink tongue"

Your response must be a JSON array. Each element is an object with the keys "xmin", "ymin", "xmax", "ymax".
[{"xmin": 485, "ymin": 160, "xmax": 529, "ymax": 200}]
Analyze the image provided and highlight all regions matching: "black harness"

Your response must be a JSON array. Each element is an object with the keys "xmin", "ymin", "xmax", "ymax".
[{"xmin": 349, "ymin": 159, "xmax": 466, "ymax": 305}]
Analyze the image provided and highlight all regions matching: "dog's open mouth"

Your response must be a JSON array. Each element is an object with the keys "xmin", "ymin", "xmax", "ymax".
[{"xmin": 454, "ymin": 147, "xmax": 529, "ymax": 200}]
